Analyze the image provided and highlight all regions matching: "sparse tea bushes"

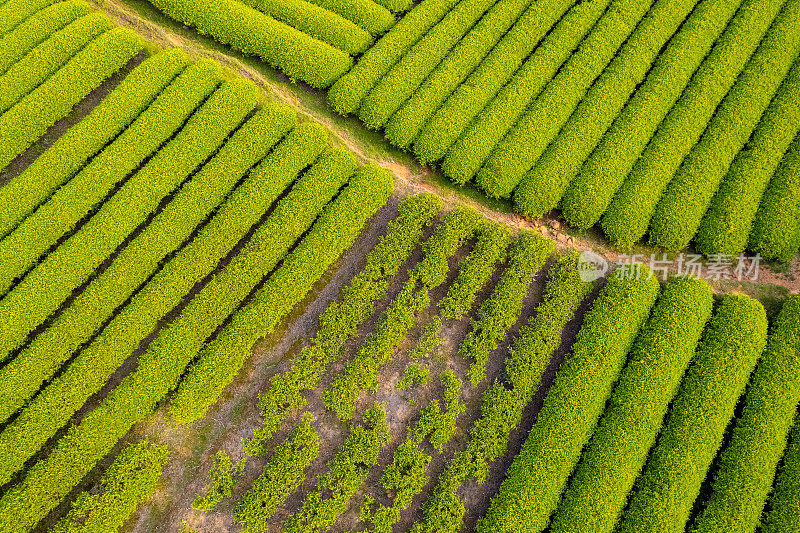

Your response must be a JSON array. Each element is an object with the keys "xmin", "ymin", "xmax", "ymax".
[
  {"xmin": 761, "ymin": 417, "xmax": 800, "ymax": 533},
  {"xmin": 192, "ymin": 451, "xmax": 237, "ymax": 512},
  {"xmin": 617, "ymin": 295, "xmax": 769, "ymax": 533}
]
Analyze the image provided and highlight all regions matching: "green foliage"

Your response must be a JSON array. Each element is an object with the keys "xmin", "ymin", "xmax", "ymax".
[
  {"xmin": 243, "ymin": 0, "xmax": 372, "ymax": 54},
  {"xmin": 411, "ymin": 0, "xmax": 573, "ymax": 164},
  {"xmin": 418, "ymin": 253, "xmax": 592, "ymax": 532},
  {"xmin": 408, "ymin": 317, "xmax": 444, "ymax": 360},
  {"xmin": 550, "ymin": 276, "xmax": 714, "ymax": 533},
  {"xmin": 358, "ymin": 0, "xmax": 497, "ymax": 129},
  {"xmin": 51, "ymin": 439, "xmax": 169, "ymax": 533},
  {"xmin": 697, "ymin": 57, "xmax": 800, "ymax": 255},
  {"xmin": 169, "ymin": 163, "xmax": 393, "ymax": 423},
  {"xmin": 306, "ymin": 0, "xmax": 395, "ymax": 36},
  {"xmin": 0, "ymin": 0, "xmax": 89, "ymax": 76},
  {"xmin": 284, "ymin": 406, "xmax": 390, "ymax": 533},
  {"xmin": 248, "ymin": 193, "xmax": 439, "ymax": 453},
  {"xmin": 0, "ymin": 104, "xmax": 293, "ymax": 431},
  {"xmin": 442, "ymin": 0, "xmax": 605, "ymax": 184},
  {"xmin": 0, "ymin": 25, "xmax": 142, "ymax": 171},
  {"xmin": 601, "ymin": 0, "xmax": 783, "ymax": 248},
  {"xmin": 398, "ymin": 362, "xmax": 429, "ymax": 390},
  {"xmin": 617, "ymin": 295, "xmax": 768, "ymax": 533},
  {"xmin": 149, "ymin": 0, "xmax": 351, "ymax": 88},
  {"xmin": 385, "ymin": 0, "xmax": 534, "ymax": 150},
  {"xmin": 234, "ymin": 415, "xmax": 320, "ymax": 533},
  {"xmin": 371, "ymin": 0, "xmax": 413, "ymax": 12},
  {"xmin": 192, "ymin": 451, "xmax": 236, "ymax": 511},
  {"xmin": 0, "ymin": 47, "xmax": 188, "ymax": 241},
  {"xmin": 551, "ymin": 0, "xmax": 705, "ymax": 228},
  {"xmin": 413, "ymin": 371, "xmax": 464, "ymax": 452},
  {"xmin": 761, "ymin": 417, "xmax": 800, "ymax": 533},
  {"xmin": 327, "ymin": 0, "xmax": 460, "ymax": 115},
  {"xmin": 650, "ymin": 0, "xmax": 800, "ymax": 250},
  {"xmin": 478, "ymin": 269, "xmax": 660, "ymax": 533},
  {"xmin": 0, "ymin": 0, "xmax": 62, "ymax": 35},
  {"xmin": 0, "ymin": 124, "xmax": 323, "ymax": 495},
  {"xmin": 689, "ymin": 295, "xmax": 800, "ymax": 533},
  {"xmin": 461, "ymin": 231, "xmax": 552, "ymax": 384},
  {"xmin": 0, "ymin": 78, "xmax": 255, "ymax": 364}
]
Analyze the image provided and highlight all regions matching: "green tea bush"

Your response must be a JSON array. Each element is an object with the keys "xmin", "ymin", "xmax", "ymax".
[
  {"xmin": 0, "ymin": 0, "xmax": 63, "ymax": 35},
  {"xmin": 192, "ymin": 451, "xmax": 236, "ymax": 511},
  {"xmin": 760, "ymin": 417, "xmax": 800, "ymax": 533},
  {"xmin": 306, "ymin": 0, "xmax": 395, "ymax": 35}
]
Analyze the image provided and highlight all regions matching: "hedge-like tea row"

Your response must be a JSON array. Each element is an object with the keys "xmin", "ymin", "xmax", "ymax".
[
  {"xmin": 148, "ymin": 0, "xmax": 351, "ymax": 88},
  {"xmin": 358, "ymin": 0, "xmax": 498, "ymax": 129},
  {"xmin": 549, "ymin": 0, "xmax": 704, "ymax": 227},
  {"xmin": 438, "ymin": 222, "xmax": 510, "ymax": 320},
  {"xmin": 249, "ymin": 193, "xmax": 440, "ymax": 451},
  {"xmin": 600, "ymin": 0, "xmax": 784, "ymax": 248},
  {"xmin": 420, "ymin": 254, "xmax": 592, "ymax": 533},
  {"xmin": 169, "ymin": 163, "xmax": 393, "ymax": 423},
  {"xmin": 617, "ymin": 295, "xmax": 768, "ymax": 533},
  {"xmin": 242, "ymin": 0, "xmax": 372, "ymax": 55},
  {"xmin": 306, "ymin": 0, "xmax": 395, "ymax": 35},
  {"xmin": 0, "ymin": 0, "xmax": 62, "ymax": 35},
  {"xmin": 478, "ymin": 269, "xmax": 660, "ymax": 533},
  {"xmin": 0, "ymin": 25, "xmax": 142, "ymax": 171},
  {"xmin": 51, "ymin": 439, "xmax": 169, "ymax": 533},
  {"xmin": 384, "ymin": 0, "xmax": 533, "ymax": 150},
  {"xmin": 650, "ymin": 0, "xmax": 800, "ymax": 250},
  {"xmin": 442, "ymin": 0, "xmax": 607, "ymax": 184},
  {"xmin": 234, "ymin": 415, "xmax": 320, "ymax": 533},
  {"xmin": 0, "ymin": 13, "xmax": 112, "ymax": 114},
  {"xmin": 689, "ymin": 296, "xmax": 800, "ymax": 533},
  {"xmin": 372, "ymin": 0, "xmax": 413, "ymax": 12},
  {"xmin": 573, "ymin": 0, "xmax": 743, "ymax": 238},
  {"xmin": 761, "ymin": 418, "xmax": 800, "ymax": 533},
  {"xmin": 0, "ymin": 0, "xmax": 89, "ymax": 76},
  {"xmin": 0, "ymin": 103, "xmax": 293, "ymax": 426},
  {"xmin": 0, "ymin": 54, "xmax": 213, "ymax": 300},
  {"xmin": 0, "ymin": 48, "xmax": 188, "ymax": 241},
  {"xmin": 411, "ymin": 0, "xmax": 576, "ymax": 164},
  {"xmin": 749, "ymin": 134, "xmax": 800, "ymax": 261},
  {"xmin": 696, "ymin": 57, "xmax": 800, "ymax": 255},
  {"xmin": 461, "ymin": 231, "xmax": 552, "ymax": 385},
  {"xmin": 327, "ymin": 0, "xmax": 461, "ymax": 115},
  {"xmin": 0, "ymin": 124, "xmax": 325, "ymax": 490},
  {"xmin": 0, "ymin": 77, "xmax": 254, "ymax": 362},
  {"xmin": 0, "ymin": 137, "xmax": 371, "ymax": 533},
  {"xmin": 482, "ymin": 0, "xmax": 655, "ymax": 202},
  {"xmin": 549, "ymin": 276, "xmax": 713, "ymax": 533},
  {"xmin": 323, "ymin": 208, "xmax": 481, "ymax": 421},
  {"xmin": 284, "ymin": 406, "xmax": 390, "ymax": 533}
]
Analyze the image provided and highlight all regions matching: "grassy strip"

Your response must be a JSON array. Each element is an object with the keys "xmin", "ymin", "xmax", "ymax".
[
  {"xmin": 481, "ymin": 0, "xmax": 656, "ymax": 201},
  {"xmin": 689, "ymin": 296, "xmax": 800, "ymax": 533},
  {"xmin": 478, "ymin": 269, "xmax": 660, "ymax": 533},
  {"xmin": 600, "ymin": 0, "xmax": 785, "ymax": 248},
  {"xmin": 323, "ymin": 207, "xmax": 482, "ymax": 421},
  {"xmin": 617, "ymin": 295, "xmax": 768, "ymax": 533},
  {"xmin": 0, "ymin": 78, "xmax": 255, "ymax": 361},
  {"xmin": 384, "ymin": 0, "xmax": 534, "ymax": 150},
  {"xmin": 50, "ymin": 439, "xmax": 169, "ymax": 533},
  {"xmin": 148, "ymin": 0, "xmax": 351, "ymax": 88},
  {"xmin": 284, "ymin": 406, "xmax": 391, "ymax": 533},
  {"xmin": 306, "ymin": 0, "xmax": 395, "ymax": 36},
  {"xmin": 761, "ymin": 416, "xmax": 800, "ymax": 533},
  {"xmin": 327, "ymin": 0, "xmax": 460, "ymax": 115},
  {"xmin": 550, "ymin": 276, "xmax": 713, "ymax": 533},
  {"xmin": 0, "ymin": 48, "xmax": 189, "ymax": 241},
  {"xmin": 411, "ymin": 0, "xmax": 577, "ymax": 164},
  {"xmin": 234, "ymin": 415, "xmax": 320, "ymax": 533},
  {"xmin": 650, "ymin": 0, "xmax": 800, "ymax": 250},
  {"xmin": 358, "ymin": 0, "xmax": 499, "ymax": 129},
  {"xmin": 0, "ymin": 104, "xmax": 293, "ymax": 426},
  {"xmin": 248, "ymin": 193, "xmax": 440, "ymax": 452},
  {"xmin": 697, "ymin": 58, "xmax": 800, "ymax": 255},
  {"xmin": 168, "ymin": 164, "xmax": 393, "ymax": 423},
  {"xmin": 0, "ymin": 26, "xmax": 143, "ymax": 171},
  {"xmin": 461, "ymin": 231, "xmax": 552, "ymax": 384},
  {"xmin": 419, "ymin": 253, "xmax": 592, "ymax": 532},
  {"xmin": 441, "ymin": 0, "xmax": 607, "ymax": 184},
  {"xmin": 0, "ymin": 0, "xmax": 62, "ymax": 35},
  {"xmin": 0, "ymin": 0, "xmax": 89, "ymax": 76},
  {"xmin": 0, "ymin": 53, "xmax": 208, "ymax": 296},
  {"xmin": 749, "ymin": 133, "xmax": 800, "ymax": 261},
  {"xmin": 241, "ymin": 0, "xmax": 372, "ymax": 54}
]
